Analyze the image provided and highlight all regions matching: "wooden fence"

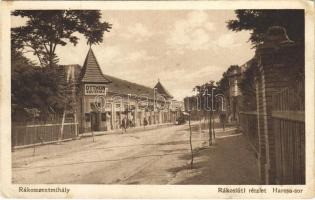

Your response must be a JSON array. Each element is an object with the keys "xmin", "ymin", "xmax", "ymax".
[
  {"xmin": 12, "ymin": 122, "xmax": 78, "ymax": 148},
  {"xmin": 239, "ymin": 82, "xmax": 305, "ymax": 184},
  {"xmin": 237, "ymin": 26, "xmax": 304, "ymax": 184},
  {"xmin": 272, "ymin": 82, "xmax": 305, "ymax": 184},
  {"xmin": 239, "ymin": 111, "xmax": 259, "ymax": 154}
]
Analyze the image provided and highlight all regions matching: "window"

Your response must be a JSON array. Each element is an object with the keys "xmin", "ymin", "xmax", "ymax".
[
  {"xmin": 85, "ymin": 113, "xmax": 91, "ymax": 122},
  {"xmin": 106, "ymin": 103, "xmax": 112, "ymax": 110},
  {"xmin": 129, "ymin": 105, "xmax": 135, "ymax": 110},
  {"xmin": 65, "ymin": 113, "xmax": 73, "ymax": 118},
  {"xmin": 101, "ymin": 113, "xmax": 106, "ymax": 121},
  {"xmin": 65, "ymin": 113, "xmax": 74, "ymax": 123}
]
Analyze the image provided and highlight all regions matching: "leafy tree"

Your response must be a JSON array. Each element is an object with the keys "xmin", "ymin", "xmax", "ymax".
[
  {"xmin": 227, "ymin": 9, "xmax": 304, "ymax": 47},
  {"xmin": 239, "ymin": 61, "xmax": 257, "ymax": 111},
  {"xmin": 11, "ymin": 10, "xmax": 112, "ymax": 67},
  {"xmin": 193, "ymin": 81, "xmax": 218, "ymax": 146},
  {"xmin": 216, "ymin": 72, "xmax": 229, "ymax": 94},
  {"xmin": 11, "ymin": 10, "xmax": 111, "ymax": 122},
  {"xmin": 216, "ymin": 65, "xmax": 241, "ymax": 110},
  {"xmin": 11, "ymin": 51, "xmax": 38, "ymax": 121},
  {"xmin": 11, "ymin": 51, "xmax": 68, "ymax": 121},
  {"xmin": 193, "ymin": 81, "xmax": 216, "ymax": 111}
]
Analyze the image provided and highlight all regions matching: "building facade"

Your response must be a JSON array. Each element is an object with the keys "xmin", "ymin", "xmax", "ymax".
[{"xmin": 65, "ymin": 48, "xmax": 181, "ymax": 133}]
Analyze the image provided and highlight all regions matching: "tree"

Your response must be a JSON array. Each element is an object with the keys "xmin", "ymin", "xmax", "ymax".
[
  {"xmin": 216, "ymin": 72, "xmax": 229, "ymax": 94},
  {"xmin": 216, "ymin": 65, "xmax": 241, "ymax": 113},
  {"xmin": 193, "ymin": 81, "xmax": 217, "ymax": 146},
  {"xmin": 11, "ymin": 51, "xmax": 38, "ymax": 121},
  {"xmin": 227, "ymin": 10, "xmax": 304, "ymax": 47},
  {"xmin": 11, "ymin": 10, "xmax": 112, "ymax": 67},
  {"xmin": 239, "ymin": 60, "xmax": 257, "ymax": 112},
  {"xmin": 11, "ymin": 51, "xmax": 68, "ymax": 121},
  {"xmin": 11, "ymin": 10, "xmax": 111, "ymax": 123}
]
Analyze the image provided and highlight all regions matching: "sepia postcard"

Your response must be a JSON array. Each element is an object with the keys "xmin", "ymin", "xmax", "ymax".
[{"xmin": 0, "ymin": 0, "xmax": 314, "ymax": 199}]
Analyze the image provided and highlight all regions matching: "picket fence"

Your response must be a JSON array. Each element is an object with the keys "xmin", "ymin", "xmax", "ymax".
[{"xmin": 12, "ymin": 122, "xmax": 78, "ymax": 148}]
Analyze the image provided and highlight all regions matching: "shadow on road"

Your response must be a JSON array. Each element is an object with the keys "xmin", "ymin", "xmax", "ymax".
[{"xmin": 166, "ymin": 135, "xmax": 260, "ymax": 185}]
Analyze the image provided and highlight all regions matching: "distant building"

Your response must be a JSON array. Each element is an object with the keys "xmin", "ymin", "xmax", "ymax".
[
  {"xmin": 61, "ymin": 48, "xmax": 180, "ymax": 133},
  {"xmin": 154, "ymin": 80, "xmax": 173, "ymax": 99},
  {"xmin": 226, "ymin": 65, "xmax": 244, "ymax": 122},
  {"xmin": 225, "ymin": 59, "xmax": 256, "ymax": 122},
  {"xmin": 170, "ymin": 100, "xmax": 184, "ymax": 112}
]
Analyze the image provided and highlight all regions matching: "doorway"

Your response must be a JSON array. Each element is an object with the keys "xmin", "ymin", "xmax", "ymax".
[{"xmin": 91, "ymin": 112, "xmax": 100, "ymax": 131}]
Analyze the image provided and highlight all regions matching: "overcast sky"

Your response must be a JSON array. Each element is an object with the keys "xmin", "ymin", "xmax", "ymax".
[{"xmin": 11, "ymin": 10, "xmax": 254, "ymax": 101}]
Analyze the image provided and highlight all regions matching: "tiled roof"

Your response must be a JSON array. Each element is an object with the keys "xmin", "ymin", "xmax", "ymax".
[
  {"xmin": 73, "ymin": 48, "xmax": 174, "ymax": 101},
  {"xmin": 103, "ymin": 74, "xmax": 156, "ymax": 100},
  {"xmin": 154, "ymin": 81, "xmax": 173, "ymax": 99},
  {"xmin": 80, "ymin": 48, "xmax": 111, "ymax": 83}
]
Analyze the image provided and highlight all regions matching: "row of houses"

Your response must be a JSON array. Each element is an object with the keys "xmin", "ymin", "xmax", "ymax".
[
  {"xmin": 12, "ymin": 48, "xmax": 184, "ymax": 148},
  {"xmin": 63, "ymin": 48, "xmax": 183, "ymax": 133}
]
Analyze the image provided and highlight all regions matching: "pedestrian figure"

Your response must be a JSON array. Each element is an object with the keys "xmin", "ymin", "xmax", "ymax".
[
  {"xmin": 219, "ymin": 111, "xmax": 227, "ymax": 131},
  {"xmin": 143, "ymin": 117, "xmax": 148, "ymax": 129},
  {"xmin": 129, "ymin": 119, "xmax": 133, "ymax": 128},
  {"xmin": 121, "ymin": 117, "xmax": 127, "ymax": 133}
]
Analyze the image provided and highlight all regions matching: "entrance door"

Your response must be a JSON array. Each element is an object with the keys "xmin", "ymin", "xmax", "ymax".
[{"xmin": 91, "ymin": 112, "xmax": 100, "ymax": 131}]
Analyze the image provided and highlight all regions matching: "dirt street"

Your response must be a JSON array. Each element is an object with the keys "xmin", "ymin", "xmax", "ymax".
[{"xmin": 12, "ymin": 123, "xmax": 259, "ymax": 184}]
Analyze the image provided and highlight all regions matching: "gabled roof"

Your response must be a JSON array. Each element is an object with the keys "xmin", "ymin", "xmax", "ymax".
[
  {"xmin": 80, "ymin": 48, "xmax": 111, "ymax": 83},
  {"xmin": 103, "ymin": 74, "xmax": 156, "ymax": 99},
  {"xmin": 73, "ymin": 48, "xmax": 174, "ymax": 101},
  {"xmin": 154, "ymin": 80, "xmax": 173, "ymax": 99}
]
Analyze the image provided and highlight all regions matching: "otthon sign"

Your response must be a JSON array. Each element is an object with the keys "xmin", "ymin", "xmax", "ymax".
[{"xmin": 85, "ymin": 84, "xmax": 107, "ymax": 96}]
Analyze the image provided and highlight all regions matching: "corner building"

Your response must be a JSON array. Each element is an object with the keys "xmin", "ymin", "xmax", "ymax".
[{"xmin": 71, "ymin": 48, "xmax": 179, "ymax": 133}]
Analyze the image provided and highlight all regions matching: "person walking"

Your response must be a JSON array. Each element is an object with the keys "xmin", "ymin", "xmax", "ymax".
[
  {"xmin": 121, "ymin": 117, "xmax": 127, "ymax": 133},
  {"xmin": 219, "ymin": 111, "xmax": 227, "ymax": 132},
  {"xmin": 143, "ymin": 117, "xmax": 148, "ymax": 129}
]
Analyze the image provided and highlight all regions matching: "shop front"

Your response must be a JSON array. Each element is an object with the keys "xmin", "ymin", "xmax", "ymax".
[
  {"xmin": 80, "ymin": 83, "xmax": 110, "ymax": 132},
  {"xmin": 78, "ymin": 48, "xmax": 178, "ymax": 134}
]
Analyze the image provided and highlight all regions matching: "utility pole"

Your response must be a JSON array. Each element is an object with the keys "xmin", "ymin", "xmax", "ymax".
[{"xmin": 32, "ymin": 111, "xmax": 36, "ymax": 156}]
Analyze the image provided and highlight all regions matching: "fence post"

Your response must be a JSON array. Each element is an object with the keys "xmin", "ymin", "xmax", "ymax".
[
  {"xmin": 74, "ymin": 111, "xmax": 78, "ymax": 138},
  {"xmin": 254, "ymin": 74, "xmax": 266, "ymax": 184}
]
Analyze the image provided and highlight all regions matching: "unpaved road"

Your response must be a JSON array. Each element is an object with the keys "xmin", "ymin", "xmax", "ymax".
[
  {"xmin": 12, "ymin": 123, "xmax": 259, "ymax": 184},
  {"xmin": 13, "ymin": 124, "xmax": 196, "ymax": 184}
]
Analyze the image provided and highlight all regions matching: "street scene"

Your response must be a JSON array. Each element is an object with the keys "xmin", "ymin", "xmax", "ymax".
[
  {"xmin": 13, "ymin": 124, "xmax": 259, "ymax": 184},
  {"xmin": 11, "ymin": 9, "xmax": 305, "ymax": 185}
]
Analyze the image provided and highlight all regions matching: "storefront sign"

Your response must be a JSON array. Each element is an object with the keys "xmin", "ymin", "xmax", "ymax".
[{"xmin": 85, "ymin": 84, "xmax": 107, "ymax": 96}]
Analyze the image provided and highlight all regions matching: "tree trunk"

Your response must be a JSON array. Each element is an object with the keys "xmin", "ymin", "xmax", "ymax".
[
  {"xmin": 209, "ymin": 110, "xmax": 212, "ymax": 146},
  {"xmin": 199, "ymin": 114, "xmax": 202, "ymax": 147},
  {"xmin": 188, "ymin": 113, "xmax": 194, "ymax": 169},
  {"xmin": 212, "ymin": 111, "xmax": 215, "ymax": 143}
]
